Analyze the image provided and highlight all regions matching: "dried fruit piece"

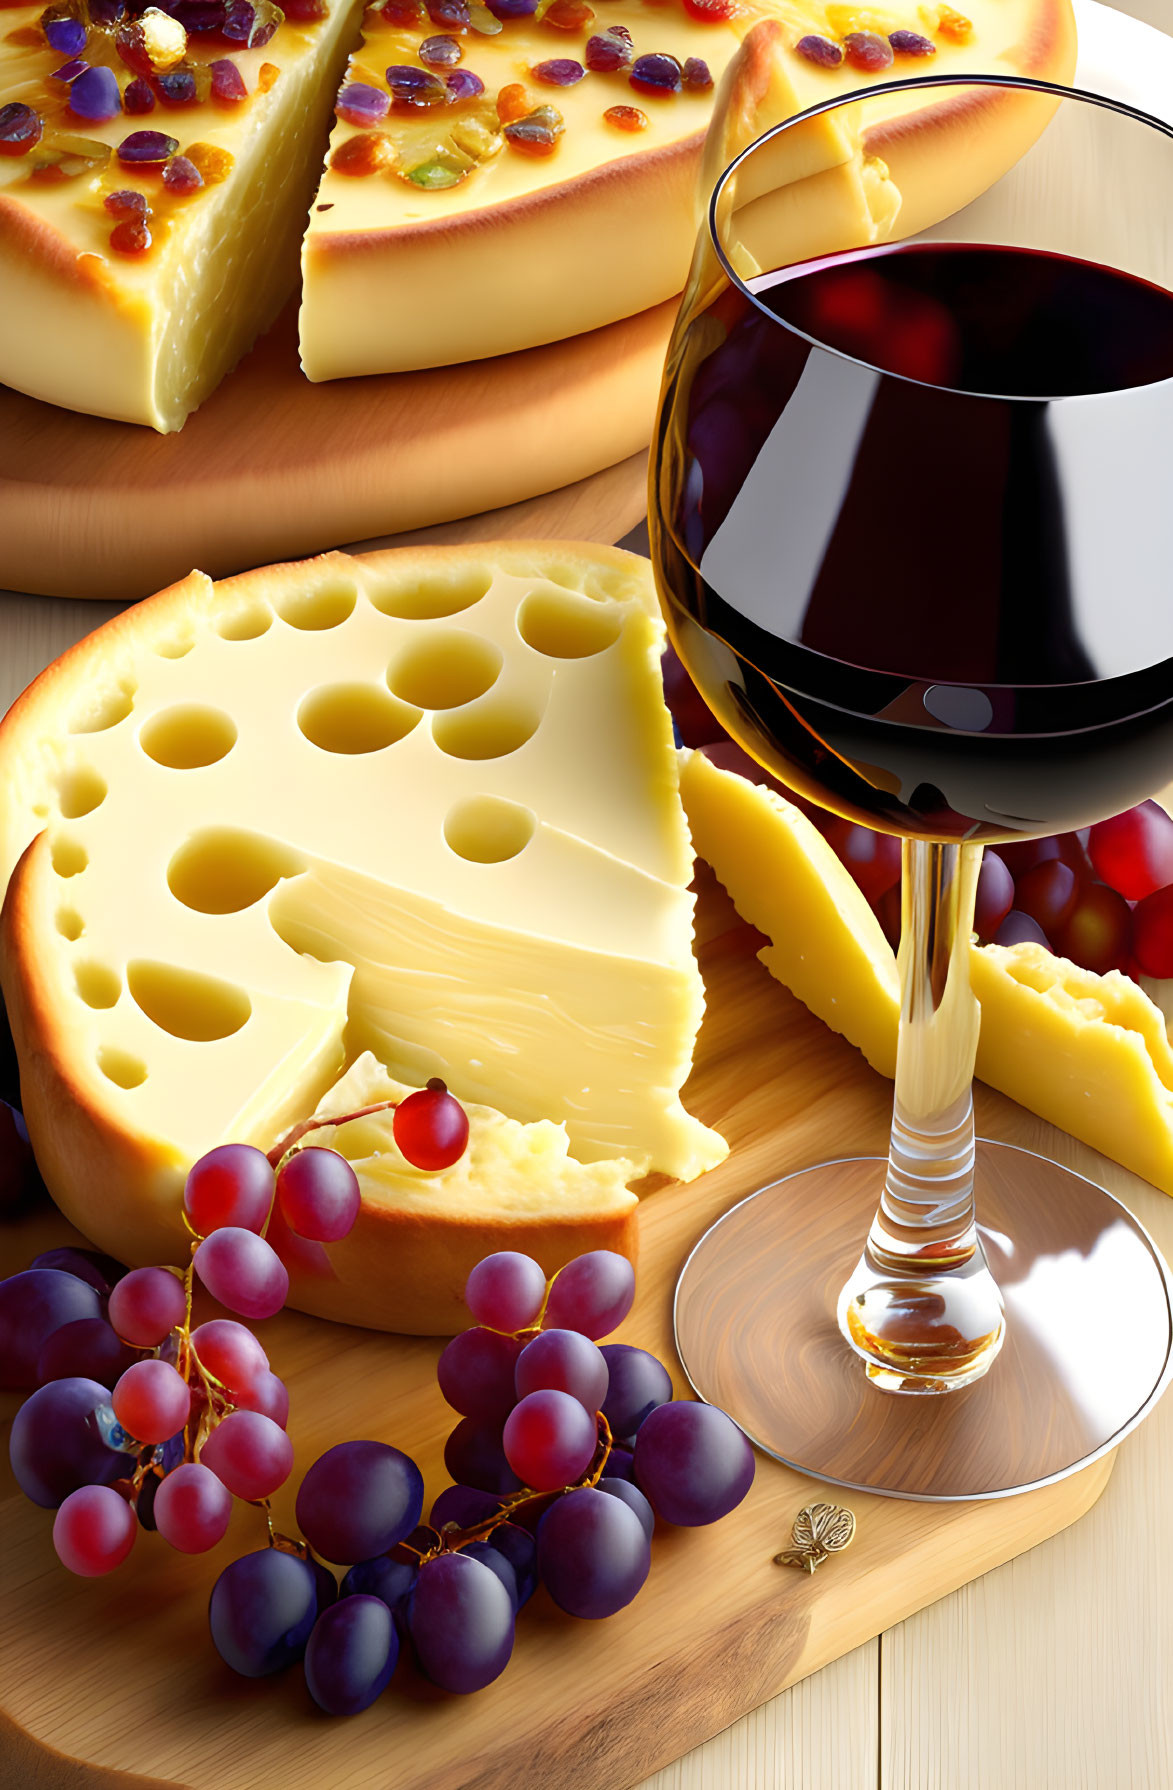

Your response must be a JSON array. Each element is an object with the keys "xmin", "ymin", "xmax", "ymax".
[
  {"xmin": 584, "ymin": 24, "xmax": 631, "ymax": 70},
  {"xmin": 336, "ymin": 79, "xmax": 390, "ymax": 123},
  {"xmin": 167, "ymin": 0, "xmax": 227, "ymax": 30},
  {"xmin": 888, "ymin": 27, "xmax": 935, "ymax": 53},
  {"xmin": 380, "ymin": 0, "xmax": 423, "ymax": 19},
  {"xmin": 542, "ymin": 0, "xmax": 593, "ymax": 28},
  {"xmin": 629, "ymin": 51, "xmax": 682, "ymax": 96},
  {"xmin": 794, "ymin": 32, "xmax": 843, "ymax": 66},
  {"xmin": 330, "ymin": 127, "xmax": 393, "ymax": 173},
  {"xmin": 49, "ymin": 57, "xmax": 89, "ymax": 82},
  {"xmin": 450, "ymin": 112, "xmax": 500, "ymax": 157},
  {"xmin": 403, "ymin": 152, "xmax": 468, "ymax": 186},
  {"xmin": 496, "ymin": 80, "xmax": 530, "ymax": 123},
  {"xmin": 426, "ymin": 0, "xmax": 469, "ymax": 28},
  {"xmin": 387, "ymin": 62, "xmax": 447, "ymax": 106},
  {"xmin": 503, "ymin": 100, "xmax": 562, "ymax": 155},
  {"xmin": 281, "ymin": 0, "xmax": 328, "ymax": 19},
  {"xmin": 122, "ymin": 76, "xmax": 156, "ymax": 111},
  {"xmin": 155, "ymin": 63, "xmax": 213, "ymax": 105},
  {"xmin": 103, "ymin": 185, "xmax": 148, "ymax": 217},
  {"xmin": 30, "ymin": 130, "xmax": 111, "ymax": 177},
  {"xmin": 162, "ymin": 150, "xmax": 202, "ymax": 191},
  {"xmin": 681, "ymin": 55, "xmax": 711, "ymax": 89},
  {"xmin": 44, "ymin": 14, "xmax": 88, "ymax": 54},
  {"xmin": 221, "ymin": 0, "xmax": 283, "ymax": 45},
  {"xmin": 419, "ymin": 31, "xmax": 461, "ymax": 63},
  {"xmin": 210, "ymin": 56, "xmax": 247, "ymax": 102},
  {"xmin": 603, "ymin": 102, "xmax": 646, "ymax": 131},
  {"xmin": 88, "ymin": 0, "xmax": 127, "ymax": 23},
  {"xmin": 67, "ymin": 64, "xmax": 121, "ymax": 120},
  {"xmin": 115, "ymin": 8, "xmax": 187, "ymax": 75},
  {"xmin": 486, "ymin": 0, "xmax": 536, "ymax": 17},
  {"xmin": 532, "ymin": 56, "xmax": 583, "ymax": 84},
  {"xmin": 467, "ymin": 1, "xmax": 502, "ymax": 30},
  {"xmin": 258, "ymin": 60, "xmax": 279, "ymax": 88},
  {"xmin": 682, "ymin": 0, "xmax": 737, "ymax": 17},
  {"xmin": 185, "ymin": 139, "xmax": 233, "ymax": 180},
  {"xmin": 117, "ymin": 127, "xmax": 179, "ymax": 164},
  {"xmin": 935, "ymin": 5, "xmax": 971, "ymax": 40},
  {"xmin": 445, "ymin": 67, "xmax": 483, "ymax": 98},
  {"xmin": 109, "ymin": 215, "xmax": 151, "ymax": 253},
  {"xmin": 842, "ymin": 29, "xmax": 893, "ymax": 69}
]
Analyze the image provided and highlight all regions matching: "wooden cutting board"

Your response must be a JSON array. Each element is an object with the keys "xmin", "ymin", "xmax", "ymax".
[
  {"xmin": 0, "ymin": 868, "xmax": 1113, "ymax": 1790},
  {"xmin": 0, "ymin": 299, "xmax": 673, "ymax": 605}
]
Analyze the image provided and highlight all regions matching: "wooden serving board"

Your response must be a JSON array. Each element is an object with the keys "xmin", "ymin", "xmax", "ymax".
[
  {"xmin": 0, "ymin": 869, "xmax": 1113, "ymax": 1790},
  {"xmin": 0, "ymin": 298, "xmax": 674, "ymax": 605}
]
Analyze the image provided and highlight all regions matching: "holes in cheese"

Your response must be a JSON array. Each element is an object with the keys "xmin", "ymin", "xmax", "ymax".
[
  {"xmin": 444, "ymin": 797, "xmax": 536, "ymax": 865},
  {"xmin": 431, "ymin": 692, "xmax": 544, "ymax": 762},
  {"xmin": 155, "ymin": 633, "xmax": 197, "ymax": 661},
  {"xmin": 56, "ymin": 766, "xmax": 107, "ymax": 820},
  {"xmin": 69, "ymin": 684, "xmax": 135, "ymax": 735},
  {"xmin": 126, "ymin": 961, "xmax": 252, "ymax": 1044},
  {"xmin": 297, "ymin": 684, "xmax": 421, "ymax": 756},
  {"xmin": 274, "ymin": 582, "xmax": 357, "ymax": 632},
  {"xmin": 370, "ymin": 567, "xmax": 492, "ymax": 622},
  {"xmin": 98, "ymin": 1047, "xmax": 148, "ymax": 1091},
  {"xmin": 215, "ymin": 601, "xmax": 273, "ymax": 642},
  {"xmin": 75, "ymin": 962, "xmax": 122, "ymax": 1010},
  {"xmin": 166, "ymin": 829, "xmax": 307, "ymax": 916},
  {"xmin": 517, "ymin": 587, "xmax": 623, "ymax": 660},
  {"xmin": 51, "ymin": 838, "xmax": 87, "ymax": 878},
  {"xmin": 140, "ymin": 706, "xmax": 238, "ymax": 771},
  {"xmin": 386, "ymin": 632, "xmax": 503, "ymax": 710},
  {"xmin": 56, "ymin": 908, "xmax": 84, "ymax": 941}
]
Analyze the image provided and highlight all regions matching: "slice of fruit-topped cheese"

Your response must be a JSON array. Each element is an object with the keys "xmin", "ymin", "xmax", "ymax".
[
  {"xmin": 0, "ymin": 542, "xmax": 725, "ymax": 1319},
  {"xmin": 0, "ymin": 0, "xmax": 364, "ymax": 428},
  {"xmin": 298, "ymin": 0, "xmax": 1076, "ymax": 380},
  {"xmin": 270, "ymin": 1052, "xmax": 638, "ymax": 1331}
]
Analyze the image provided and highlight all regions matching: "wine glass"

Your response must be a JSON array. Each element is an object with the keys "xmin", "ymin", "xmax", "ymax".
[{"xmin": 650, "ymin": 74, "xmax": 1173, "ymax": 1498}]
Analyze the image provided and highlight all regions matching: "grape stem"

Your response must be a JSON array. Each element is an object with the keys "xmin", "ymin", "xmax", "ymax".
[{"xmin": 264, "ymin": 1098, "xmax": 404, "ymax": 1169}]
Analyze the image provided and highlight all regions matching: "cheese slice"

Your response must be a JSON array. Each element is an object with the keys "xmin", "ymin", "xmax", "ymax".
[
  {"xmin": 681, "ymin": 747, "xmax": 1173, "ymax": 1198},
  {"xmin": 0, "ymin": 543, "xmax": 726, "ymax": 1295}
]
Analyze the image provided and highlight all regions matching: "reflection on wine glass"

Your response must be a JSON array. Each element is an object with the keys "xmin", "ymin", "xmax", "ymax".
[{"xmin": 651, "ymin": 75, "xmax": 1173, "ymax": 1497}]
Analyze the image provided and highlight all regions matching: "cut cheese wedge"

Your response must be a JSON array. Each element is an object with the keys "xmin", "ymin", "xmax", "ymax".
[
  {"xmin": 271, "ymin": 1053, "xmax": 638, "ymax": 1331},
  {"xmin": 682, "ymin": 747, "xmax": 1173, "ymax": 1198},
  {"xmin": 0, "ymin": 542, "xmax": 725, "ymax": 1319}
]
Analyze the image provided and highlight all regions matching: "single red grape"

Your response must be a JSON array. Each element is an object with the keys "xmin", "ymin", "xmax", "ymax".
[
  {"xmin": 831, "ymin": 823, "xmax": 901, "ymax": 904},
  {"xmin": 1053, "ymin": 882, "xmax": 1133, "ymax": 975},
  {"xmin": 199, "ymin": 1409, "xmax": 293, "ymax": 1500},
  {"xmin": 193, "ymin": 1227, "xmax": 288, "ymax": 1320},
  {"xmin": 276, "ymin": 1146, "xmax": 360, "ymax": 1242},
  {"xmin": 112, "ymin": 1358, "xmax": 191, "ymax": 1444},
  {"xmin": 393, "ymin": 1079, "xmax": 469, "ymax": 1170},
  {"xmin": 1130, "ymin": 885, "xmax": 1173, "ymax": 979},
  {"xmin": 154, "ymin": 1461, "xmax": 233, "ymax": 1553},
  {"xmin": 1088, "ymin": 801, "xmax": 1173, "ymax": 900},
  {"xmin": 502, "ymin": 1387, "xmax": 597, "ymax": 1491},
  {"xmin": 514, "ymin": 1328, "xmax": 609, "ymax": 1414},
  {"xmin": 190, "ymin": 1318, "xmax": 268, "ymax": 1393},
  {"xmin": 184, "ymin": 1143, "xmax": 275, "ymax": 1236},
  {"xmin": 993, "ymin": 910, "xmax": 1050, "ymax": 949},
  {"xmin": 107, "ymin": 1265, "xmax": 186, "ymax": 1346},
  {"xmin": 999, "ymin": 833, "xmax": 1089, "ymax": 882},
  {"xmin": 1013, "ymin": 860, "xmax": 1079, "ymax": 937},
  {"xmin": 233, "ymin": 1370, "xmax": 289, "ymax": 1427},
  {"xmin": 973, "ymin": 851, "xmax": 1014, "ymax": 938},
  {"xmin": 53, "ymin": 1483, "xmax": 137, "ymax": 1576}
]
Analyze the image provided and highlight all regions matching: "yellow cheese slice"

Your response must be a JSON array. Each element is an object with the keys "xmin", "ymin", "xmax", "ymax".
[
  {"xmin": 681, "ymin": 748, "xmax": 1173, "ymax": 1197},
  {"xmin": 0, "ymin": 543, "xmax": 726, "ymax": 1306}
]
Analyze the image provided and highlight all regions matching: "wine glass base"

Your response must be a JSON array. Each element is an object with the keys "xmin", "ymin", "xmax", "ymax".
[{"xmin": 674, "ymin": 1141, "xmax": 1173, "ymax": 1501}]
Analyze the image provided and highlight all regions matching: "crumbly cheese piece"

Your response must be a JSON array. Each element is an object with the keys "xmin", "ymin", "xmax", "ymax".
[{"xmin": 682, "ymin": 748, "xmax": 1173, "ymax": 1197}]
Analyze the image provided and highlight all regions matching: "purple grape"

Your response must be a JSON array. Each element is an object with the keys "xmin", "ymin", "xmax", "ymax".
[
  {"xmin": 600, "ymin": 1344, "xmax": 672, "ymax": 1442},
  {"xmin": 460, "ymin": 1540, "xmax": 520, "ymax": 1610},
  {"xmin": 193, "ymin": 1227, "xmax": 288, "ymax": 1320},
  {"xmin": 544, "ymin": 1251, "xmax": 634, "ymax": 1341},
  {"xmin": 445, "ymin": 68, "xmax": 483, "ymax": 99},
  {"xmin": 444, "ymin": 1417, "xmax": 522, "ymax": 1495},
  {"xmin": 487, "ymin": 1521, "xmax": 537, "ymax": 1608},
  {"xmin": 9, "ymin": 1377, "xmax": 122, "ymax": 1507},
  {"xmin": 603, "ymin": 1445, "xmax": 635, "ymax": 1482},
  {"xmin": 312, "ymin": 1558, "xmax": 339, "ymax": 1611},
  {"xmin": 515, "ymin": 1329, "xmax": 608, "ymax": 1413},
  {"xmin": 598, "ymin": 1476, "xmax": 654, "ymax": 1541},
  {"xmin": 0, "ymin": 1269, "xmax": 103, "ymax": 1390},
  {"xmin": 408, "ymin": 1552, "xmax": 514, "ymax": 1693},
  {"xmin": 37, "ymin": 1318, "xmax": 136, "ymax": 1390},
  {"xmin": 67, "ymin": 64, "xmax": 121, "ymax": 121},
  {"xmin": 633, "ymin": 1402, "xmax": 755, "ymax": 1526},
  {"xmin": 0, "ymin": 1100, "xmax": 42, "ymax": 1215},
  {"xmin": 340, "ymin": 1554, "xmax": 418, "ymax": 1625},
  {"xmin": 465, "ymin": 1250, "xmax": 548, "ymax": 1333},
  {"xmin": 437, "ymin": 1326, "xmax": 523, "ymax": 1419},
  {"xmin": 117, "ymin": 129, "xmax": 178, "ymax": 165},
  {"xmin": 335, "ymin": 81, "xmax": 390, "ymax": 125},
  {"xmin": 209, "ymin": 1549, "xmax": 322, "ymax": 1676},
  {"xmin": 30, "ymin": 1246, "xmax": 124, "ymax": 1298},
  {"xmin": 305, "ymin": 1595, "xmax": 397, "ymax": 1714},
  {"xmin": 296, "ymin": 1441, "xmax": 424, "ymax": 1564},
  {"xmin": 429, "ymin": 1484, "xmax": 502, "ymax": 1531},
  {"xmin": 135, "ymin": 1468, "xmax": 162, "ymax": 1531},
  {"xmin": 993, "ymin": 909, "xmax": 1051, "ymax": 949},
  {"xmin": 537, "ymin": 1486, "xmax": 650, "ymax": 1618},
  {"xmin": 503, "ymin": 1388, "xmax": 597, "ymax": 1492},
  {"xmin": 275, "ymin": 1147, "xmax": 360, "ymax": 1244},
  {"xmin": 45, "ymin": 16, "xmax": 88, "ymax": 52},
  {"xmin": 974, "ymin": 850, "xmax": 1015, "ymax": 938}
]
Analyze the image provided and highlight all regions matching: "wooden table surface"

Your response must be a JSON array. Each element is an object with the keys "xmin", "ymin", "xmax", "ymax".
[{"xmin": 4, "ymin": 293, "xmax": 1173, "ymax": 1785}]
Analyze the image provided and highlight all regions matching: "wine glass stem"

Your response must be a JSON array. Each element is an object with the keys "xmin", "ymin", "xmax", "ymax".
[{"xmin": 836, "ymin": 839, "xmax": 1006, "ymax": 1393}]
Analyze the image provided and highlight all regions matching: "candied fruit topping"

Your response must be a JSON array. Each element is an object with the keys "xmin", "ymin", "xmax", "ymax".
[
  {"xmin": 682, "ymin": 0, "xmax": 737, "ymax": 17},
  {"xmin": 117, "ymin": 126, "xmax": 179, "ymax": 163},
  {"xmin": 336, "ymin": 78, "xmax": 390, "ymax": 122},
  {"xmin": 682, "ymin": 54, "xmax": 711, "ymax": 88},
  {"xmin": 603, "ymin": 101, "xmax": 646, "ymax": 130},
  {"xmin": 445, "ymin": 66, "xmax": 483, "ymax": 97},
  {"xmin": 0, "ymin": 104, "xmax": 44, "ymax": 158},
  {"xmin": 403, "ymin": 152, "xmax": 467, "ymax": 186},
  {"xmin": 503, "ymin": 100, "xmax": 562, "ymax": 154},
  {"xmin": 426, "ymin": 0, "xmax": 468, "ymax": 28},
  {"xmin": 155, "ymin": 64, "xmax": 212, "ymax": 105},
  {"xmin": 888, "ymin": 26, "xmax": 935, "ymax": 53},
  {"xmin": 163, "ymin": 149, "xmax": 202, "ymax": 189},
  {"xmin": 115, "ymin": 7, "xmax": 187, "ymax": 75},
  {"xmin": 330, "ymin": 127, "xmax": 393, "ymax": 173},
  {"xmin": 380, "ymin": 0, "xmax": 423, "ymax": 19},
  {"xmin": 186, "ymin": 138, "xmax": 233, "ymax": 179},
  {"xmin": 585, "ymin": 25, "xmax": 631, "ymax": 70},
  {"xmin": 109, "ymin": 215, "xmax": 151, "ymax": 253},
  {"xmin": 258, "ymin": 60, "xmax": 279, "ymax": 88},
  {"xmin": 44, "ymin": 14, "xmax": 87, "ymax": 53},
  {"xmin": 89, "ymin": 0, "xmax": 126, "ymax": 24},
  {"xmin": 67, "ymin": 63, "xmax": 121, "ymax": 120},
  {"xmin": 542, "ymin": 0, "xmax": 593, "ymax": 28},
  {"xmin": 387, "ymin": 62, "xmax": 447, "ymax": 105},
  {"xmin": 794, "ymin": 32, "xmax": 842, "ymax": 65},
  {"xmin": 210, "ymin": 55, "xmax": 247, "ymax": 101},
  {"xmin": 467, "ymin": 1, "xmax": 502, "ymax": 29},
  {"xmin": 50, "ymin": 56, "xmax": 89, "ymax": 81},
  {"xmin": 629, "ymin": 51, "xmax": 681, "ymax": 95},
  {"xmin": 281, "ymin": 0, "xmax": 328, "ymax": 19},
  {"xmin": 532, "ymin": 55, "xmax": 583, "ymax": 83},
  {"xmin": 122, "ymin": 75, "xmax": 156, "ymax": 110},
  {"xmin": 221, "ymin": 0, "xmax": 283, "ymax": 46},
  {"xmin": 936, "ymin": 5, "xmax": 971, "ymax": 40},
  {"xmin": 496, "ymin": 79, "xmax": 530, "ymax": 122},
  {"xmin": 486, "ymin": 0, "xmax": 537, "ymax": 18},
  {"xmin": 843, "ymin": 29, "xmax": 893, "ymax": 68},
  {"xmin": 32, "ymin": 128, "xmax": 111, "ymax": 176},
  {"xmin": 104, "ymin": 184, "xmax": 148, "ymax": 216},
  {"xmin": 419, "ymin": 31, "xmax": 461, "ymax": 62},
  {"xmin": 450, "ymin": 112, "xmax": 500, "ymax": 155}
]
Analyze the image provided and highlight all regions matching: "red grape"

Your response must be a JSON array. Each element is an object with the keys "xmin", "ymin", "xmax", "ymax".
[
  {"xmin": 633, "ymin": 1401, "xmax": 754, "ymax": 1526},
  {"xmin": 233, "ymin": 1370, "xmax": 289, "ymax": 1427},
  {"xmin": 154, "ymin": 1460, "xmax": 233, "ymax": 1552},
  {"xmin": 877, "ymin": 884, "xmax": 902, "ymax": 951},
  {"xmin": 107, "ymin": 1265, "xmax": 186, "ymax": 1346},
  {"xmin": 973, "ymin": 850, "xmax": 1014, "ymax": 938},
  {"xmin": 1132, "ymin": 885, "xmax": 1173, "ymax": 979},
  {"xmin": 190, "ymin": 1318, "xmax": 268, "ymax": 1393},
  {"xmin": 193, "ymin": 1227, "xmax": 288, "ymax": 1320},
  {"xmin": 296, "ymin": 1440, "xmax": 424, "ymax": 1563},
  {"xmin": 536, "ymin": 1485, "xmax": 650, "ymax": 1618},
  {"xmin": 276, "ymin": 1146, "xmax": 360, "ymax": 1243},
  {"xmin": 53, "ymin": 1483, "xmax": 137, "ymax": 1576},
  {"xmin": 0, "ymin": 1269, "xmax": 103, "ymax": 1389},
  {"xmin": 660, "ymin": 645, "xmax": 723, "ymax": 748},
  {"xmin": 599, "ymin": 1344, "xmax": 672, "ymax": 1442},
  {"xmin": 184, "ymin": 1143, "xmax": 275, "ymax": 1236},
  {"xmin": 465, "ymin": 1251, "xmax": 547, "ymax": 1333},
  {"xmin": 831, "ymin": 823, "xmax": 901, "ymax": 904},
  {"xmin": 112, "ymin": 1358, "xmax": 191, "ymax": 1443},
  {"xmin": 393, "ymin": 1080, "xmax": 469, "ymax": 1170},
  {"xmin": 437, "ymin": 1326, "xmax": 523, "ymax": 1419},
  {"xmin": 199, "ymin": 1409, "xmax": 293, "ymax": 1499},
  {"xmin": 544, "ymin": 1251, "xmax": 634, "ymax": 1340},
  {"xmin": 993, "ymin": 910, "xmax": 1050, "ymax": 949},
  {"xmin": 1013, "ymin": 860, "xmax": 1078, "ymax": 937},
  {"xmin": 502, "ymin": 1388, "xmax": 597, "ymax": 1491},
  {"xmin": 37, "ymin": 1318, "xmax": 136, "ymax": 1390},
  {"xmin": 1088, "ymin": 801, "xmax": 1173, "ymax": 900},
  {"xmin": 407, "ymin": 1551, "xmax": 514, "ymax": 1693},
  {"xmin": 515, "ymin": 1329, "xmax": 608, "ymax": 1413},
  {"xmin": 1053, "ymin": 883, "xmax": 1133, "ymax": 975},
  {"xmin": 305, "ymin": 1595, "xmax": 397, "ymax": 1715},
  {"xmin": 999, "ymin": 833, "xmax": 1089, "ymax": 881}
]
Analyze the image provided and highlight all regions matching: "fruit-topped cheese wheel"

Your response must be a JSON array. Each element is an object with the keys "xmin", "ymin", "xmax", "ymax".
[{"xmin": 0, "ymin": 542, "xmax": 725, "ymax": 1323}]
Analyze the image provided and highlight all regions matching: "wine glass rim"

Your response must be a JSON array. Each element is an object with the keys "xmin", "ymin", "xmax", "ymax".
[{"xmin": 706, "ymin": 72, "xmax": 1173, "ymax": 406}]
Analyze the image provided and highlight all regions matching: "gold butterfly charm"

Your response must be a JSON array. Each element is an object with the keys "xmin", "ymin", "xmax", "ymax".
[{"xmin": 774, "ymin": 1501, "xmax": 856, "ymax": 1574}]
